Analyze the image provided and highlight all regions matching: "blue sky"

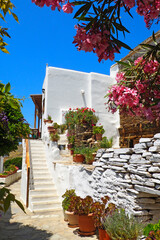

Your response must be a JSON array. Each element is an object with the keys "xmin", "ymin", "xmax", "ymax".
[{"xmin": 0, "ymin": 0, "xmax": 159, "ymax": 127}]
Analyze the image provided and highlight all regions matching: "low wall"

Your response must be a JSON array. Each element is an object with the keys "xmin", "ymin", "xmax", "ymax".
[
  {"xmin": 52, "ymin": 133, "xmax": 160, "ymax": 223},
  {"xmin": 0, "ymin": 170, "xmax": 21, "ymax": 187}
]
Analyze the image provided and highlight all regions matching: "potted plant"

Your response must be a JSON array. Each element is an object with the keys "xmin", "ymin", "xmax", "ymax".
[
  {"xmin": 83, "ymin": 147, "xmax": 97, "ymax": 164},
  {"xmin": 91, "ymin": 196, "xmax": 116, "ymax": 240},
  {"xmin": 62, "ymin": 189, "xmax": 77, "ymax": 225},
  {"xmin": 69, "ymin": 195, "xmax": 96, "ymax": 236},
  {"xmin": 67, "ymin": 135, "xmax": 75, "ymax": 152},
  {"xmin": 103, "ymin": 208, "xmax": 143, "ymax": 240},
  {"xmin": 44, "ymin": 114, "xmax": 53, "ymax": 124},
  {"xmin": 59, "ymin": 124, "xmax": 67, "ymax": 134},
  {"xmin": 73, "ymin": 146, "xmax": 85, "ymax": 163},
  {"xmin": 50, "ymin": 132, "xmax": 60, "ymax": 142},
  {"xmin": 98, "ymin": 137, "xmax": 113, "ymax": 149},
  {"xmin": 93, "ymin": 125, "xmax": 105, "ymax": 141}
]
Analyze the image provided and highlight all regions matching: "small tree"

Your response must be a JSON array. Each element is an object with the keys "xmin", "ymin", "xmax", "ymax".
[{"xmin": 0, "ymin": 82, "xmax": 30, "ymax": 156}]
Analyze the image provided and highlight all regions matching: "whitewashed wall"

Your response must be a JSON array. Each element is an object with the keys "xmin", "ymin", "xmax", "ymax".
[{"xmin": 42, "ymin": 66, "xmax": 120, "ymax": 147}]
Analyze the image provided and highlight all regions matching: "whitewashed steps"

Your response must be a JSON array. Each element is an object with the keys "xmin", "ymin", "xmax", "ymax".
[{"xmin": 29, "ymin": 139, "xmax": 62, "ymax": 214}]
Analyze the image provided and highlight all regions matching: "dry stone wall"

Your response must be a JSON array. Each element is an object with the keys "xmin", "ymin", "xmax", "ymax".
[{"xmin": 89, "ymin": 133, "xmax": 160, "ymax": 223}]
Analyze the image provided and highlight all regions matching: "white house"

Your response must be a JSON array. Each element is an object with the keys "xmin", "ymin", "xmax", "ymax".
[{"xmin": 31, "ymin": 65, "xmax": 120, "ymax": 147}]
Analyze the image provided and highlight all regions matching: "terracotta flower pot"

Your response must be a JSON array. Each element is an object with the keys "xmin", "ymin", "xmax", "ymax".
[
  {"xmin": 70, "ymin": 149, "xmax": 74, "ymax": 155},
  {"xmin": 96, "ymin": 133, "xmax": 102, "ymax": 141},
  {"xmin": 78, "ymin": 214, "xmax": 96, "ymax": 236},
  {"xmin": 67, "ymin": 144, "xmax": 73, "ymax": 150},
  {"xmin": 44, "ymin": 119, "xmax": 53, "ymax": 124},
  {"xmin": 65, "ymin": 211, "xmax": 79, "ymax": 228},
  {"xmin": 99, "ymin": 229, "xmax": 111, "ymax": 240},
  {"xmin": 63, "ymin": 209, "xmax": 68, "ymax": 222},
  {"xmin": 73, "ymin": 154, "xmax": 85, "ymax": 163}
]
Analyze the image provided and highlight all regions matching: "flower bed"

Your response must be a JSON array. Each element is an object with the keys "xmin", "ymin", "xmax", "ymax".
[{"xmin": 0, "ymin": 170, "xmax": 21, "ymax": 186}]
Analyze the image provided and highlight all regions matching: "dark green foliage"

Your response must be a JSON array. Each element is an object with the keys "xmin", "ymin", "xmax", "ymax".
[
  {"xmin": 4, "ymin": 157, "xmax": 22, "ymax": 169},
  {"xmin": 0, "ymin": 185, "xmax": 25, "ymax": 214}
]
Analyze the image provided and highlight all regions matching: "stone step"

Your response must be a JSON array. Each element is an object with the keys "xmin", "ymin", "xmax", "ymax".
[
  {"xmin": 32, "ymin": 160, "xmax": 46, "ymax": 163},
  {"xmin": 32, "ymin": 163, "xmax": 47, "ymax": 168},
  {"xmin": 32, "ymin": 200, "xmax": 61, "ymax": 210},
  {"xmin": 33, "ymin": 172, "xmax": 50, "ymax": 177},
  {"xmin": 33, "ymin": 178, "xmax": 53, "ymax": 184},
  {"xmin": 32, "ymin": 167, "xmax": 48, "ymax": 171},
  {"xmin": 30, "ymin": 189, "xmax": 57, "ymax": 196},
  {"xmin": 32, "ymin": 208, "xmax": 63, "ymax": 215},
  {"xmin": 34, "ymin": 183, "xmax": 55, "ymax": 189},
  {"xmin": 31, "ymin": 194, "xmax": 59, "ymax": 202}
]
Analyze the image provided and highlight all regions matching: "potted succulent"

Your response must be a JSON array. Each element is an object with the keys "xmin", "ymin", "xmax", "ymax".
[
  {"xmin": 62, "ymin": 189, "xmax": 77, "ymax": 225},
  {"xmin": 44, "ymin": 114, "xmax": 53, "ymax": 124},
  {"xmin": 50, "ymin": 132, "xmax": 60, "ymax": 142},
  {"xmin": 93, "ymin": 125, "xmax": 105, "ymax": 141},
  {"xmin": 104, "ymin": 208, "xmax": 143, "ymax": 240},
  {"xmin": 69, "ymin": 195, "xmax": 96, "ymax": 236},
  {"xmin": 0, "ymin": 165, "xmax": 18, "ymax": 178},
  {"xmin": 73, "ymin": 146, "xmax": 85, "ymax": 163}
]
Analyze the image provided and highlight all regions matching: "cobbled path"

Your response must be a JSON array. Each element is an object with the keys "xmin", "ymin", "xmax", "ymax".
[{"xmin": 0, "ymin": 180, "xmax": 98, "ymax": 240}]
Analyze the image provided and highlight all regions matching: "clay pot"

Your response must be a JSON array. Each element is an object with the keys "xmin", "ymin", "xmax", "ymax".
[
  {"xmin": 96, "ymin": 133, "xmax": 102, "ymax": 141},
  {"xmin": 67, "ymin": 144, "xmax": 73, "ymax": 150},
  {"xmin": 78, "ymin": 214, "xmax": 96, "ymax": 236},
  {"xmin": 65, "ymin": 211, "xmax": 79, "ymax": 228},
  {"xmin": 44, "ymin": 119, "xmax": 53, "ymax": 124},
  {"xmin": 99, "ymin": 229, "xmax": 111, "ymax": 240},
  {"xmin": 48, "ymin": 126, "xmax": 56, "ymax": 134},
  {"xmin": 73, "ymin": 154, "xmax": 85, "ymax": 163},
  {"xmin": 70, "ymin": 149, "xmax": 74, "ymax": 155},
  {"xmin": 63, "ymin": 210, "xmax": 68, "ymax": 222}
]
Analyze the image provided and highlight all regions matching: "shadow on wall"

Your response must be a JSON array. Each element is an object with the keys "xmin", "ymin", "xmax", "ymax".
[{"xmin": 0, "ymin": 207, "xmax": 52, "ymax": 240}]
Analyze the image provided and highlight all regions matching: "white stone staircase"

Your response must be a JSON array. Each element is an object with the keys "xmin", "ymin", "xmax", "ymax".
[{"xmin": 29, "ymin": 140, "xmax": 62, "ymax": 215}]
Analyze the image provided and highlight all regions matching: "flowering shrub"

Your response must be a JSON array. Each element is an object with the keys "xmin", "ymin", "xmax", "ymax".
[
  {"xmin": 32, "ymin": 0, "xmax": 160, "ymax": 61},
  {"xmin": 0, "ymin": 82, "xmax": 30, "ymax": 156},
  {"xmin": 106, "ymin": 52, "xmax": 160, "ymax": 121},
  {"xmin": 65, "ymin": 107, "xmax": 98, "ymax": 128}
]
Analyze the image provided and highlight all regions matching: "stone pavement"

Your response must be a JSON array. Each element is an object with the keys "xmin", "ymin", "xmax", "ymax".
[{"xmin": 0, "ymin": 180, "xmax": 98, "ymax": 240}]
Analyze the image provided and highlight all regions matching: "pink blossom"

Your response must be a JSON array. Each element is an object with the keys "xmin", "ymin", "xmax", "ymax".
[{"xmin": 62, "ymin": 2, "xmax": 74, "ymax": 13}]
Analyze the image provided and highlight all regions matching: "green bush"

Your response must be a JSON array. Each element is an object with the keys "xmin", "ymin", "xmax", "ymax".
[
  {"xmin": 104, "ymin": 209, "xmax": 143, "ymax": 240},
  {"xmin": 99, "ymin": 137, "xmax": 113, "ymax": 148},
  {"xmin": 4, "ymin": 157, "xmax": 22, "ymax": 169}
]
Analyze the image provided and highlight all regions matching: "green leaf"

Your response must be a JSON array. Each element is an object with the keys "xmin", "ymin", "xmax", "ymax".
[
  {"xmin": 1, "ymin": 47, "xmax": 9, "ymax": 54},
  {"xmin": 4, "ymin": 194, "xmax": 11, "ymax": 213},
  {"xmin": 15, "ymin": 199, "xmax": 26, "ymax": 213},
  {"xmin": 113, "ymin": 22, "xmax": 130, "ymax": 33},
  {"xmin": 112, "ymin": 37, "xmax": 133, "ymax": 51},
  {"xmin": 11, "ymin": 12, "xmax": 19, "ymax": 23},
  {"xmin": 115, "ymin": 61, "xmax": 131, "ymax": 67},
  {"xmin": 74, "ymin": 2, "xmax": 92, "ymax": 18},
  {"xmin": 5, "ymin": 82, "xmax": 11, "ymax": 93}
]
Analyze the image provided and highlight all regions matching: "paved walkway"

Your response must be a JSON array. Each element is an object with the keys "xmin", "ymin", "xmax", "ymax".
[{"xmin": 0, "ymin": 180, "xmax": 98, "ymax": 240}]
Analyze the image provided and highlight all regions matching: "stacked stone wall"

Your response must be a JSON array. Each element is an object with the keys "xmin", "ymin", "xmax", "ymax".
[{"xmin": 89, "ymin": 133, "xmax": 160, "ymax": 223}]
